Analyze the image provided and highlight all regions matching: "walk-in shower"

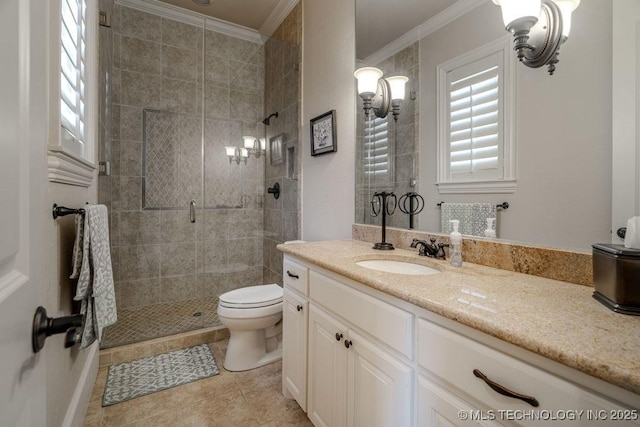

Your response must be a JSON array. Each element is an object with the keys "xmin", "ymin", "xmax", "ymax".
[{"xmin": 97, "ymin": 1, "xmax": 301, "ymax": 348}]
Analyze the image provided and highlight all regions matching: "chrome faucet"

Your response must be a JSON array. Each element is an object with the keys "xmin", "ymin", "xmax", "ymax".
[{"xmin": 411, "ymin": 238, "xmax": 448, "ymax": 259}]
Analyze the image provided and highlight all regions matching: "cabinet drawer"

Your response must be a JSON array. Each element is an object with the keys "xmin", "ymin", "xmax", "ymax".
[
  {"xmin": 310, "ymin": 270, "xmax": 413, "ymax": 359},
  {"xmin": 283, "ymin": 257, "xmax": 309, "ymax": 295},
  {"xmin": 417, "ymin": 319, "xmax": 639, "ymax": 426}
]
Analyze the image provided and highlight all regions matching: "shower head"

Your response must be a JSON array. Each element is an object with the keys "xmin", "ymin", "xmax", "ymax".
[{"xmin": 262, "ymin": 112, "xmax": 279, "ymax": 125}]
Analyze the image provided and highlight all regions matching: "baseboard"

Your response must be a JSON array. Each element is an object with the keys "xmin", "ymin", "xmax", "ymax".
[{"xmin": 63, "ymin": 343, "xmax": 99, "ymax": 427}]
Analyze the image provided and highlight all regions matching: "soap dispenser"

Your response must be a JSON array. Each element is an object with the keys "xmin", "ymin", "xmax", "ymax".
[
  {"xmin": 449, "ymin": 219, "xmax": 463, "ymax": 267},
  {"xmin": 484, "ymin": 218, "xmax": 496, "ymax": 238}
]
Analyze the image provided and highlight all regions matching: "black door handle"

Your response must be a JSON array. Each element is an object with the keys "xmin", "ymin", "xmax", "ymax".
[
  {"xmin": 32, "ymin": 306, "xmax": 84, "ymax": 353},
  {"xmin": 287, "ymin": 270, "xmax": 299, "ymax": 279}
]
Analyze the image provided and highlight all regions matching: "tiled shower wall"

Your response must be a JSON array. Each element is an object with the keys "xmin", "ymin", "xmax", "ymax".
[
  {"xmin": 355, "ymin": 42, "xmax": 420, "ymax": 229},
  {"xmin": 98, "ymin": 5, "xmax": 267, "ymax": 314},
  {"xmin": 263, "ymin": 4, "xmax": 302, "ymax": 284}
]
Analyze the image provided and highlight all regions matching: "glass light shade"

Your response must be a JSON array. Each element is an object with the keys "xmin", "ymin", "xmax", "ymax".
[
  {"xmin": 239, "ymin": 148, "xmax": 249, "ymax": 158},
  {"xmin": 553, "ymin": 0, "xmax": 580, "ymax": 38},
  {"xmin": 259, "ymin": 138, "xmax": 266, "ymax": 151},
  {"xmin": 492, "ymin": 0, "xmax": 541, "ymax": 29},
  {"xmin": 386, "ymin": 76, "xmax": 409, "ymax": 102},
  {"xmin": 354, "ymin": 67, "xmax": 383, "ymax": 96},
  {"xmin": 225, "ymin": 146, "xmax": 237, "ymax": 157},
  {"xmin": 243, "ymin": 136, "xmax": 257, "ymax": 150}
]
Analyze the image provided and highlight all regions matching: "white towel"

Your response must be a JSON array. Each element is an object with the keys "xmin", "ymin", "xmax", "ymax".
[
  {"xmin": 440, "ymin": 203, "xmax": 497, "ymax": 237},
  {"xmin": 71, "ymin": 205, "xmax": 117, "ymax": 348}
]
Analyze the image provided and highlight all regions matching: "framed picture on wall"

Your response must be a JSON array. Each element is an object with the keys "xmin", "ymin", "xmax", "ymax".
[
  {"xmin": 270, "ymin": 134, "xmax": 284, "ymax": 165},
  {"xmin": 310, "ymin": 110, "xmax": 337, "ymax": 156}
]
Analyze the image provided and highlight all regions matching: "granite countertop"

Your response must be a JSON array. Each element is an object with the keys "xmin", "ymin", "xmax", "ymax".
[{"xmin": 277, "ymin": 239, "xmax": 640, "ymax": 396}]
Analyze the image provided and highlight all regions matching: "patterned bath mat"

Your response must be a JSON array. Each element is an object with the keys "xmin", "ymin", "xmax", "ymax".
[{"xmin": 102, "ymin": 344, "xmax": 219, "ymax": 406}]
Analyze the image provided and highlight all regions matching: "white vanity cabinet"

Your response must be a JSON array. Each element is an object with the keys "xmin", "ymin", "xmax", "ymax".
[
  {"xmin": 281, "ymin": 255, "xmax": 640, "ymax": 427},
  {"xmin": 306, "ymin": 276, "xmax": 413, "ymax": 427},
  {"xmin": 416, "ymin": 319, "xmax": 640, "ymax": 427},
  {"xmin": 282, "ymin": 258, "xmax": 310, "ymax": 411}
]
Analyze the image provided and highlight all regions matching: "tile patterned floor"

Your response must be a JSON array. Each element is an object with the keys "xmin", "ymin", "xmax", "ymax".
[
  {"xmin": 101, "ymin": 297, "xmax": 222, "ymax": 349},
  {"xmin": 85, "ymin": 340, "xmax": 312, "ymax": 426}
]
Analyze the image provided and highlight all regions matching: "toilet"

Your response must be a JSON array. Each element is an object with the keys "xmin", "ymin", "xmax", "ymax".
[{"xmin": 217, "ymin": 284, "xmax": 283, "ymax": 371}]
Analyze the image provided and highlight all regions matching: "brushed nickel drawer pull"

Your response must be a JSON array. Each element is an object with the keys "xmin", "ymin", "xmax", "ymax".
[
  {"xmin": 287, "ymin": 271, "xmax": 299, "ymax": 279},
  {"xmin": 473, "ymin": 369, "xmax": 539, "ymax": 407}
]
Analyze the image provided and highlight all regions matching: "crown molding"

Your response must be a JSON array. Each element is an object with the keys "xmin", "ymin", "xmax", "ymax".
[
  {"xmin": 115, "ymin": 0, "xmax": 265, "ymax": 44},
  {"xmin": 361, "ymin": 0, "xmax": 487, "ymax": 64},
  {"xmin": 260, "ymin": 0, "xmax": 299, "ymax": 36}
]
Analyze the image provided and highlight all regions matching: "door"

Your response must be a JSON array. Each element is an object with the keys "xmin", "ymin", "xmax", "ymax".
[
  {"xmin": 308, "ymin": 305, "xmax": 348, "ymax": 427},
  {"xmin": 0, "ymin": 0, "xmax": 47, "ymax": 425},
  {"xmin": 347, "ymin": 330, "xmax": 412, "ymax": 427},
  {"xmin": 282, "ymin": 288, "xmax": 308, "ymax": 410},
  {"xmin": 612, "ymin": 0, "xmax": 640, "ymax": 242}
]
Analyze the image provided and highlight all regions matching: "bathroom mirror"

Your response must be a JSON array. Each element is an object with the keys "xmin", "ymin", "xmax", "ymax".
[{"xmin": 355, "ymin": 0, "xmax": 629, "ymax": 252}]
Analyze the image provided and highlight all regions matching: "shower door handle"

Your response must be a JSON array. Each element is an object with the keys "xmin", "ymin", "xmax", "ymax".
[{"xmin": 189, "ymin": 200, "xmax": 196, "ymax": 223}]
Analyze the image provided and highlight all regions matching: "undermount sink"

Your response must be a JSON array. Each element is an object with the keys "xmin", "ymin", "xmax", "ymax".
[{"xmin": 355, "ymin": 259, "xmax": 441, "ymax": 275}]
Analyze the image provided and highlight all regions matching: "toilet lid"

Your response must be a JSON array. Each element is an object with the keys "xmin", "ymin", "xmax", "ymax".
[{"xmin": 218, "ymin": 284, "xmax": 283, "ymax": 308}]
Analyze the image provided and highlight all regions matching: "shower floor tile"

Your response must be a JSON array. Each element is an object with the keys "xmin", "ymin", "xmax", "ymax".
[{"xmin": 101, "ymin": 297, "xmax": 222, "ymax": 349}]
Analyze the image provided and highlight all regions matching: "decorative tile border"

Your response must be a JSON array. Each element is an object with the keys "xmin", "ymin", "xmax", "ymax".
[{"xmin": 353, "ymin": 224, "xmax": 593, "ymax": 286}]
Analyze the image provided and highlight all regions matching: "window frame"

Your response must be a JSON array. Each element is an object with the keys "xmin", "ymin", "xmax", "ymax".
[
  {"xmin": 48, "ymin": 0, "xmax": 97, "ymax": 187},
  {"xmin": 436, "ymin": 36, "xmax": 516, "ymax": 194}
]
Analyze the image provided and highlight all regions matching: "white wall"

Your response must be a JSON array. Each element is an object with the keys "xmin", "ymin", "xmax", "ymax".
[
  {"xmin": 417, "ymin": 0, "xmax": 612, "ymax": 251},
  {"xmin": 301, "ymin": 0, "xmax": 356, "ymax": 241}
]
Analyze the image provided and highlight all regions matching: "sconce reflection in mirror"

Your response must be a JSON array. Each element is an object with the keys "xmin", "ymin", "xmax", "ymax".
[
  {"xmin": 492, "ymin": 0, "xmax": 580, "ymax": 75},
  {"xmin": 354, "ymin": 67, "xmax": 409, "ymax": 121},
  {"xmin": 243, "ymin": 136, "xmax": 266, "ymax": 158},
  {"xmin": 225, "ymin": 136, "xmax": 266, "ymax": 165},
  {"xmin": 225, "ymin": 146, "xmax": 248, "ymax": 165}
]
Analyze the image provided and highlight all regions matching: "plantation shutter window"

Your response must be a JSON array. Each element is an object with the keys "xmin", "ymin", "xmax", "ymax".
[
  {"xmin": 60, "ymin": 0, "xmax": 87, "ymax": 158},
  {"xmin": 437, "ymin": 38, "xmax": 516, "ymax": 194},
  {"xmin": 364, "ymin": 117, "xmax": 390, "ymax": 178}
]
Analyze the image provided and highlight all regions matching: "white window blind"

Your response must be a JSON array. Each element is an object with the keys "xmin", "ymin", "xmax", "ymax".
[
  {"xmin": 60, "ymin": 0, "xmax": 87, "ymax": 157},
  {"xmin": 448, "ymin": 53, "xmax": 502, "ymax": 181},
  {"xmin": 364, "ymin": 117, "xmax": 390, "ymax": 177},
  {"xmin": 437, "ymin": 38, "xmax": 516, "ymax": 194}
]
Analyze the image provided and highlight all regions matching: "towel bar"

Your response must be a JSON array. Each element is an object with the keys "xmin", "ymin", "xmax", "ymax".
[
  {"xmin": 52, "ymin": 203, "xmax": 86, "ymax": 219},
  {"xmin": 437, "ymin": 202, "xmax": 509, "ymax": 210}
]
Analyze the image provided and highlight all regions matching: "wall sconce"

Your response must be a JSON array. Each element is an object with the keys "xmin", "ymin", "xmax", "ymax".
[
  {"xmin": 354, "ymin": 67, "xmax": 409, "ymax": 120},
  {"xmin": 386, "ymin": 76, "xmax": 409, "ymax": 122},
  {"xmin": 225, "ymin": 146, "xmax": 248, "ymax": 165},
  {"xmin": 243, "ymin": 136, "xmax": 266, "ymax": 158},
  {"xmin": 492, "ymin": 0, "xmax": 580, "ymax": 75}
]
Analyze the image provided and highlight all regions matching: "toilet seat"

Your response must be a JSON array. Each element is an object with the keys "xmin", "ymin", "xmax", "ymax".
[{"xmin": 218, "ymin": 284, "xmax": 283, "ymax": 309}]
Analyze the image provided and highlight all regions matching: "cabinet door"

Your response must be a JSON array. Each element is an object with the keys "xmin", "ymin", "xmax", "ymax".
[
  {"xmin": 418, "ymin": 375, "xmax": 503, "ymax": 427},
  {"xmin": 308, "ymin": 304, "xmax": 348, "ymax": 427},
  {"xmin": 283, "ymin": 289, "xmax": 308, "ymax": 411},
  {"xmin": 347, "ymin": 330, "xmax": 413, "ymax": 427}
]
